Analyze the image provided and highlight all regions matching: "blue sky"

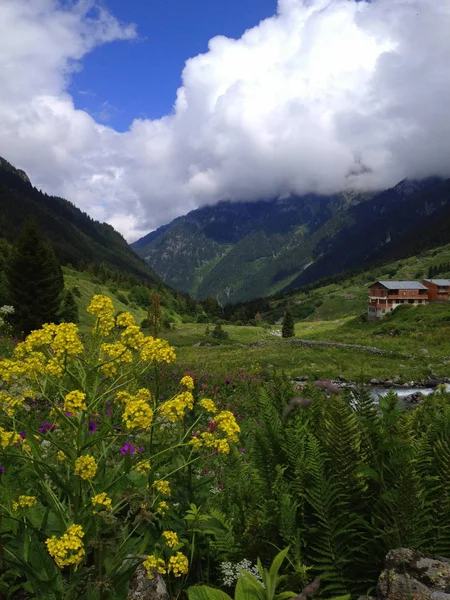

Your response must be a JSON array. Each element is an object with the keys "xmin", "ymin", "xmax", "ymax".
[{"xmin": 70, "ymin": 0, "xmax": 278, "ymax": 131}]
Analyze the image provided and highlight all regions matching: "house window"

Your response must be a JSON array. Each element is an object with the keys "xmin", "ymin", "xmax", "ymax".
[{"xmin": 403, "ymin": 291, "xmax": 406, "ymax": 296}]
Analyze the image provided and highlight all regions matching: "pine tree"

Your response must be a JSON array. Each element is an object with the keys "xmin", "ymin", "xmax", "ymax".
[
  {"xmin": 60, "ymin": 290, "xmax": 79, "ymax": 323},
  {"xmin": 7, "ymin": 221, "xmax": 64, "ymax": 335},
  {"xmin": 282, "ymin": 305, "xmax": 295, "ymax": 338}
]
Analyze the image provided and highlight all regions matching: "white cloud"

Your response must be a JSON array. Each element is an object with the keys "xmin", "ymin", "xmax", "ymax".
[{"xmin": 1, "ymin": 0, "xmax": 450, "ymax": 241}]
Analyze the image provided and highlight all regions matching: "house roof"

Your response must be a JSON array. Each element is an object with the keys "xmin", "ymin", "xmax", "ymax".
[
  {"xmin": 424, "ymin": 279, "xmax": 450, "ymax": 286},
  {"xmin": 371, "ymin": 280, "xmax": 428, "ymax": 290}
]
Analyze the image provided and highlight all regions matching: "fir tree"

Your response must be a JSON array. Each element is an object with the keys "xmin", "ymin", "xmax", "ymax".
[
  {"xmin": 7, "ymin": 221, "xmax": 64, "ymax": 335},
  {"xmin": 282, "ymin": 305, "xmax": 295, "ymax": 338},
  {"xmin": 60, "ymin": 290, "xmax": 79, "ymax": 323}
]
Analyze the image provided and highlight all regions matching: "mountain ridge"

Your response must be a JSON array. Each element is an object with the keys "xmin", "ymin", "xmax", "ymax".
[{"xmin": 133, "ymin": 177, "xmax": 450, "ymax": 303}]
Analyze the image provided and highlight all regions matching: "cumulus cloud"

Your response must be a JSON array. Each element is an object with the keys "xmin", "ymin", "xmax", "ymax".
[{"xmin": 1, "ymin": 0, "xmax": 450, "ymax": 241}]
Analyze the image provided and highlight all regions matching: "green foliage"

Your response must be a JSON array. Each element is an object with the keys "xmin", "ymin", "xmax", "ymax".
[
  {"xmin": 281, "ymin": 306, "xmax": 295, "ymax": 338},
  {"xmin": 7, "ymin": 221, "xmax": 64, "ymax": 335},
  {"xmin": 188, "ymin": 547, "xmax": 296, "ymax": 600},
  {"xmin": 59, "ymin": 289, "xmax": 79, "ymax": 323},
  {"xmin": 211, "ymin": 323, "xmax": 229, "ymax": 340},
  {"xmin": 217, "ymin": 375, "xmax": 450, "ymax": 596}
]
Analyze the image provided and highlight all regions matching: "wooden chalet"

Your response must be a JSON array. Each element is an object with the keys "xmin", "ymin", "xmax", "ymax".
[
  {"xmin": 367, "ymin": 281, "xmax": 429, "ymax": 319},
  {"xmin": 422, "ymin": 279, "xmax": 450, "ymax": 301}
]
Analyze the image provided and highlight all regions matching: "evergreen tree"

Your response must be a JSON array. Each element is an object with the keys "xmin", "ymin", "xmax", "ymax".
[
  {"xmin": 7, "ymin": 221, "xmax": 64, "ymax": 335},
  {"xmin": 60, "ymin": 290, "xmax": 79, "ymax": 323},
  {"xmin": 282, "ymin": 305, "xmax": 295, "ymax": 338}
]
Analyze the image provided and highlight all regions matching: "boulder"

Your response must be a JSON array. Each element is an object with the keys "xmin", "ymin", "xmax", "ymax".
[
  {"xmin": 376, "ymin": 548, "xmax": 450, "ymax": 600},
  {"xmin": 127, "ymin": 565, "xmax": 169, "ymax": 600}
]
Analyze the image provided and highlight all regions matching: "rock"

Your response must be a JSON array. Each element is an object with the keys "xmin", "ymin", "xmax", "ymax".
[
  {"xmin": 338, "ymin": 375, "xmax": 346, "ymax": 382},
  {"xmin": 127, "ymin": 565, "xmax": 169, "ymax": 600},
  {"xmin": 370, "ymin": 379, "xmax": 380, "ymax": 385},
  {"xmin": 376, "ymin": 548, "xmax": 450, "ymax": 600}
]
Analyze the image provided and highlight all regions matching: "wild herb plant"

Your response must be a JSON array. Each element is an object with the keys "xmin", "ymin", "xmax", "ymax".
[{"xmin": 0, "ymin": 295, "xmax": 240, "ymax": 599}]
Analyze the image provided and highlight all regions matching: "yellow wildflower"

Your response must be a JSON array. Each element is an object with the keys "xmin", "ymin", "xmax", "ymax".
[
  {"xmin": 156, "ymin": 501, "xmax": 169, "ymax": 516},
  {"xmin": 180, "ymin": 375, "xmax": 194, "ymax": 390},
  {"xmin": 159, "ymin": 392, "xmax": 194, "ymax": 422},
  {"xmin": 143, "ymin": 555, "xmax": 166, "ymax": 579},
  {"xmin": 57, "ymin": 450, "xmax": 67, "ymax": 462},
  {"xmin": 135, "ymin": 459, "xmax": 151, "ymax": 476},
  {"xmin": 168, "ymin": 552, "xmax": 189, "ymax": 577},
  {"xmin": 120, "ymin": 325, "xmax": 145, "ymax": 349},
  {"xmin": 51, "ymin": 323, "xmax": 84, "ymax": 356},
  {"xmin": 162, "ymin": 530, "xmax": 179, "ymax": 549},
  {"xmin": 215, "ymin": 411, "xmax": 240, "ymax": 442},
  {"xmin": 12, "ymin": 495, "xmax": 37, "ymax": 511},
  {"xmin": 153, "ymin": 480, "xmax": 171, "ymax": 496},
  {"xmin": 140, "ymin": 336, "xmax": 176, "ymax": 364},
  {"xmin": 122, "ymin": 397, "xmax": 153, "ymax": 430},
  {"xmin": 0, "ymin": 391, "xmax": 24, "ymax": 416},
  {"xmin": 116, "ymin": 312, "xmax": 135, "ymax": 328},
  {"xmin": 91, "ymin": 492, "xmax": 112, "ymax": 511},
  {"xmin": 100, "ymin": 342, "xmax": 132, "ymax": 376},
  {"xmin": 199, "ymin": 399, "xmax": 217, "ymax": 414},
  {"xmin": 64, "ymin": 390, "xmax": 87, "ymax": 414},
  {"xmin": 46, "ymin": 524, "xmax": 85, "ymax": 568},
  {"xmin": 87, "ymin": 295, "xmax": 115, "ymax": 335},
  {"xmin": 74, "ymin": 455, "xmax": 97, "ymax": 480}
]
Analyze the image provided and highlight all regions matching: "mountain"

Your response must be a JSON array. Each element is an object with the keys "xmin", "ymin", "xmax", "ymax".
[
  {"xmin": 0, "ymin": 156, "xmax": 159, "ymax": 284},
  {"xmin": 132, "ymin": 191, "xmax": 369, "ymax": 303},
  {"xmin": 133, "ymin": 177, "xmax": 450, "ymax": 304}
]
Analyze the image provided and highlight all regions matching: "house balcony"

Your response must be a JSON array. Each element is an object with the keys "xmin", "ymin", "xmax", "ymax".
[{"xmin": 368, "ymin": 302, "xmax": 393, "ymax": 309}]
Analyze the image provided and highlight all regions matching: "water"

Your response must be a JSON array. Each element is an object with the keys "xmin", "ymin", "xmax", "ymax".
[{"xmin": 370, "ymin": 383, "xmax": 450, "ymax": 400}]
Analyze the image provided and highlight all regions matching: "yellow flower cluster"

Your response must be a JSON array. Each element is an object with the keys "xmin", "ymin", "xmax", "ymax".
[
  {"xmin": 12, "ymin": 495, "xmax": 37, "ymax": 511},
  {"xmin": 116, "ymin": 312, "xmax": 136, "ymax": 328},
  {"xmin": 0, "ymin": 391, "xmax": 24, "ymax": 416},
  {"xmin": 190, "ymin": 410, "xmax": 240, "ymax": 455},
  {"xmin": 0, "ymin": 323, "xmax": 83, "ymax": 383},
  {"xmin": 153, "ymin": 480, "xmax": 171, "ymax": 496},
  {"xmin": 143, "ymin": 555, "xmax": 166, "ymax": 579},
  {"xmin": 100, "ymin": 342, "xmax": 132, "ymax": 376},
  {"xmin": 190, "ymin": 432, "xmax": 231, "ymax": 454},
  {"xmin": 168, "ymin": 552, "xmax": 189, "ymax": 577},
  {"xmin": 159, "ymin": 391, "xmax": 194, "ymax": 423},
  {"xmin": 135, "ymin": 459, "xmax": 151, "ymax": 476},
  {"xmin": 140, "ymin": 336, "xmax": 176, "ymax": 364},
  {"xmin": 120, "ymin": 325, "xmax": 145, "ymax": 350},
  {"xmin": 87, "ymin": 295, "xmax": 115, "ymax": 336},
  {"xmin": 46, "ymin": 524, "xmax": 85, "ymax": 568},
  {"xmin": 91, "ymin": 492, "xmax": 112, "ymax": 511},
  {"xmin": 156, "ymin": 501, "xmax": 169, "ymax": 516},
  {"xmin": 0, "ymin": 427, "xmax": 29, "ymax": 451},
  {"xmin": 16, "ymin": 323, "xmax": 83, "ymax": 358},
  {"xmin": 57, "ymin": 450, "xmax": 67, "ymax": 462},
  {"xmin": 121, "ymin": 390, "xmax": 153, "ymax": 430},
  {"xmin": 180, "ymin": 375, "xmax": 194, "ymax": 390},
  {"xmin": 162, "ymin": 530, "xmax": 179, "ymax": 549},
  {"xmin": 74, "ymin": 455, "xmax": 98, "ymax": 480},
  {"xmin": 63, "ymin": 390, "xmax": 87, "ymax": 414},
  {"xmin": 199, "ymin": 399, "xmax": 217, "ymax": 414},
  {"xmin": 215, "ymin": 411, "xmax": 240, "ymax": 441}
]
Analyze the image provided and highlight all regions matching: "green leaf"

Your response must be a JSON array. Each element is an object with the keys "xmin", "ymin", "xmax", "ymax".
[
  {"xmin": 269, "ymin": 547, "xmax": 290, "ymax": 582},
  {"xmin": 235, "ymin": 576, "xmax": 263, "ymax": 600},
  {"xmin": 188, "ymin": 585, "xmax": 232, "ymax": 600}
]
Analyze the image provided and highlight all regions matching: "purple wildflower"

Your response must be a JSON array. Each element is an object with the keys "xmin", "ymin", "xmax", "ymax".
[
  {"xmin": 19, "ymin": 431, "xmax": 26, "ymax": 439},
  {"xmin": 120, "ymin": 442, "xmax": 135, "ymax": 456},
  {"xmin": 0, "ymin": 466, "xmax": 4, "ymax": 473},
  {"xmin": 39, "ymin": 422, "xmax": 55, "ymax": 434},
  {"xmin": 88, "ymin": 421, "xmax": 98, "ymax": 435}
]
